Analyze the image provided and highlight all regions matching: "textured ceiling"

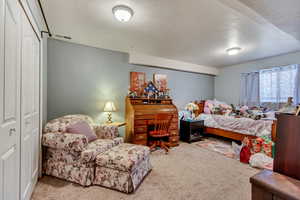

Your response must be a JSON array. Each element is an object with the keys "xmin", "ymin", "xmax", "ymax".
[
  {"xmin": 42, "ymin": 0, "xmax": 300, "ymax": 68},
  {"xmin": 237, "ymin": 0, "xmax": 300, "ymax": 43}
]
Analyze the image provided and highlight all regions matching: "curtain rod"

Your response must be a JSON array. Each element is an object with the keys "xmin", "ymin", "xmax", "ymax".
[
  {"xmin": 37, "ymin": 0, "xmax": 52, "ymax": 37},
  {"xmin": 241, "ymin": 64, "xmax": 299, "ymax": 75}
]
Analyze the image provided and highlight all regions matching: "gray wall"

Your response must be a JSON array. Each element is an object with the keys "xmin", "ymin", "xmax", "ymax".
[
  {"xmin": 47, "ymin": 39, "xmax": 214, "ymax": 127},
  {"xmin": 215, "ymin": 51, "xmax": 300, "ymax": 105}
]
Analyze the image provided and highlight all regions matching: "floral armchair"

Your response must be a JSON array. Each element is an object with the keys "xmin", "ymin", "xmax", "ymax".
[{"xmin": 42, "ymin": 114, "xmax": 123, "ymax": 186}]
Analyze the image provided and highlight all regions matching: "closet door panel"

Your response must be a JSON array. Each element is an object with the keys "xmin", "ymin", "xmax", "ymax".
[
  {"xmin": 20, "ymin": 30, "xmax": 33, "ymax": 200},
  {"xmin": 32, "ymin": 34, "xmax": 40, "ymax": 181},
  {"xmin": 20, "ymin": 128, "xmax": 32, "ymax": 200},
  {"xmin": 1, "ymin": 146, "xmax": 19, "ymax": 200},
  {"xmin": 4, "ymin": 10, "xmax": 18, "ymax": 121},
  {"xmin": 20, "ymin": 10, "xmax": 40, "ymax": 200},
  {"xmin": 32, "ymin": 129, "xmax": 39, "ymax": 179},
  {"xmin": 0, "ymin": 0, "xmax": 21, "ymax": 200}
]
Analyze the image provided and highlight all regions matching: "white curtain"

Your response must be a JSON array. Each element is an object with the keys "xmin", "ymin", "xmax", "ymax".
[
  {"xmin": 294, "ymin": 64, "xmax": 300, "ymax": 104},
  {"xmin": 259, "ymin": 64, "xmax": 299, "ymax": 105},
  {"xmin": 240, "ymin": 72, "xmax": 260, "ymax": 107}
]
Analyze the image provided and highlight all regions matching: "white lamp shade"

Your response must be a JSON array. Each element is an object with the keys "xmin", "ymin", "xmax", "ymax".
[{"xmin": 104, "ymin": 101, "xmax": 116, "ymax": 112}]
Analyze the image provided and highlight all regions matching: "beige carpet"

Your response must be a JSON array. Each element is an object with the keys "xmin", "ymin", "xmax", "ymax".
[{"xmin": 31, "ymin": 143, "xmax": 259, "ymax": 200}]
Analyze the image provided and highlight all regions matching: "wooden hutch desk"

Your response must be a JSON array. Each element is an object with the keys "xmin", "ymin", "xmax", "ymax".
[{"xmin": 125, "ymin": 97, "xmax": 179, "ymax": 146}]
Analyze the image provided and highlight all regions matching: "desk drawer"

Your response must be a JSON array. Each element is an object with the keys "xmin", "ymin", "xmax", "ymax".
[
  {"xmin": 133, "ymin": 140, "xmax": 147, "ymax": 146},
  {"xmin": 169, "ymin": 135, "xmax": 179, "ymax": 143},
  {"xmin": 172, "ymin": 118, "xmax": 178, "ymax": 123},
  {"xmin": 134, "ymin": 120, "xmax": 147, "ymax": 126},
  {"xmin": 169, "ymin": 135, "xmax": 179, "ymax": 147},
  {"xmin": 135, "ymin": 114, "xmax": 154, "ymax": 119},
  {"xmin": 170, "ymin": 123, "xmax": 178, "ymax": 130},
  {"xmin": 134, "ymin": 126, "xmax": 147, "ymax": 133},
  {"xmin": 133, "ymin": 134, "xmax": 147, "ymax": 141},
  {"xmin": 170, "ymin": 130, "xmax": 178, "ymax": 136}
]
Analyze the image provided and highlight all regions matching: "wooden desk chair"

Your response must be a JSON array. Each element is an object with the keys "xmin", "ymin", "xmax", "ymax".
[{"xmin": 148, "ymin": 113, "xmax": 173, "ymax": 153}]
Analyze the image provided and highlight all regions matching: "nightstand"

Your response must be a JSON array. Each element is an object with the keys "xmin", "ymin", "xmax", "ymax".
[
  {"xmin": 103, "ymin": 122, "xmax": 126, "ymax": 137},
  {"xmin": 180, "ymin": 120, "xmax": 204, "ymax": 143},
  {"xmin": 104, "ymin": 122, "xmax": 126, "ymax": 127}
]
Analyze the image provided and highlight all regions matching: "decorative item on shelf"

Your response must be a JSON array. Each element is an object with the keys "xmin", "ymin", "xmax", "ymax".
[
  {"xmin": 130, "ymin": 72, "xmax": 146, "ymax": 97},
  {"xmin": 103, "ymin": 101, "xmax": 116, "ymax": 123},
  {"xmin": 157, "ymin": 91, "xmax": 164, "ymax": 99},
  {"xmin": 127, "ymin": 72, "xmax": 171, "ymax": 99},
  {"xmin": 128, "ymin": 87, "xmax": 138, "ymax": 98},
  {"xmin": 185, "ymin": 102, "xmax": 199, "ymax": 120},
  {"xmin": 153, "ymin": 74, "xmax": 167, "ymax": 92},
  {"xmin": 163, "ymin": 88, "xmax": 170, "ymax": 99},
  {"xmin": 144, "ymin": 81, "xmax": 159, "ymax": 99},
  {"xmin": 278, "ymin": 96, "xmax": 297, "ymax": 114}
]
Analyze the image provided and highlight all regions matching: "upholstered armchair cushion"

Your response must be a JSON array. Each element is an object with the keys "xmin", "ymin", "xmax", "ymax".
[
  {"xmin": 44, "ymin": 114, "xmax": 95, "ymax": 133},
  {"xmin": 44, "ymin": 137, "xmax": 124, "ymax": 164},
  {"xmin": 80, "ymin": 139, "xmax": 117, "ymax": 163},
  {"xmin": 113, "ymin": 137, "xmax": 124, "ymax": 146},
  {"xmin": 96, "ymin": 143, "xmax": 150, "ymax": 172},
  {"xmin": 42, "ymin": 132, "xmax": 88, "ymax": 152},
  {"xmin": 94, "ymin": 125, "xmax": 119, "ymax": 139}
]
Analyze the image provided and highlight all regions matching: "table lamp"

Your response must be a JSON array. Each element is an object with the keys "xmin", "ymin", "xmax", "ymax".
[{"xmin": 104, "ymin": 101, "xmax": 116, "ymax": 123}]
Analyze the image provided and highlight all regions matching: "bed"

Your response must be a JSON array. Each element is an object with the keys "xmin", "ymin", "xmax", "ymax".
[{"xmin": 194, "ymin": 101, "xmax": 277, "ymax": 142}]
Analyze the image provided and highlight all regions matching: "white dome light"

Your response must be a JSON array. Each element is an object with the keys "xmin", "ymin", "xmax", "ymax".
[
  {"xmin": 226, "ymin": 47, "xmax": 242, "ymax": 56},
  {"xmin": 112, "ymin": 5, "xmax": 134, "ymax": 22}
]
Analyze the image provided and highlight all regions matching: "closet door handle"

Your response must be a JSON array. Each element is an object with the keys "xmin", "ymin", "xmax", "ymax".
[{"xmin": 9, "ymin": 128, "xmax": 16, "ymax": 136}]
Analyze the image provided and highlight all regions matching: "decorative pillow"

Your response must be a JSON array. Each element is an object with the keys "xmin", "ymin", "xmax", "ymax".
[
  {"xmin": 204, "ymin": 107, "xmax": 211, "ymax": 114},
  {"xmin": 66, "ymin": 121, "xmax": 97, "ymax": 142},
  {"xmin": 204, "ymin": 100, "xmax": 214, "ymax": 114}
]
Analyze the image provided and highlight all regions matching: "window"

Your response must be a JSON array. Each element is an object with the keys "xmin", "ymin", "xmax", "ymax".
[{"xmin": 260, "ymin": 65, "xmax": 298, "ymax": 103}]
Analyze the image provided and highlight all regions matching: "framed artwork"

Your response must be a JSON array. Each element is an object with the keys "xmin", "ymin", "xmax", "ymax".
[
  {"xmin": 130, "ymin": 72, "xmax": 146, "ymax": 95},
  {"xmin": 153, "ymin": 74, "xmax": 167, "ymax": 92}
]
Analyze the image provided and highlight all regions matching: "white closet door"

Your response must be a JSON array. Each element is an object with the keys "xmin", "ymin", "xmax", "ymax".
[
  {"xmin": 0, "ymin": 0, "xmax": 21, "ymax": 200},
  {"xmin": 20, "ymin": 10, "xmax": 40, "ymax": 200}
]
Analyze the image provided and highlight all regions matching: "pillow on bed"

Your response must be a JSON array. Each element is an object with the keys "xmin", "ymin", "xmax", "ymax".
[
  {"xmin": 204, "ymin": 107, "xmax": 211, "ymax": 114},
  {"xmin": 204, "ymin": 100, "xmax": 215, "ymax": 114}
]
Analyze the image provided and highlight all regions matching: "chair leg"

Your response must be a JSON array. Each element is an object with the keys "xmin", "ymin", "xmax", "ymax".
[
  {"xmin": 161, "ymin": 141, "xmax": 169, "ymax": 154},
  {"xmin": 165, "ymin": 141, "xmax": 171, "ymax": 148},
  {"xmin": 150, "ymin": 141, "xmax": 157, "ymax": 152},
  {"xmin": 150, "ymin": 139, "xmax": 170, "ymax": 154}
]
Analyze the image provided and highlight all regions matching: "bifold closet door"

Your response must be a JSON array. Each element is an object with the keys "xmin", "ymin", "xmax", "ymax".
[
  {"xmin": 20, "ymin": 9, "xmax": 40, "ymax": 200},
  {"xmin": 0, "ymin": 0, "xmax": 22, "ymax": 200}
]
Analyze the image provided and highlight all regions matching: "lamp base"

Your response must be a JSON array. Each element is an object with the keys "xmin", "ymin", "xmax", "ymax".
[{"xmin": 106, "ymin": 112, "xmax": 113, "ymax": 124}]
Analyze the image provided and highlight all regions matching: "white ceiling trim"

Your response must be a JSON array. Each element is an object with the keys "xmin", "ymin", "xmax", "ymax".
[{"xmin": 129, "ymin": 53, "xmax": 219, "ymax": 75}]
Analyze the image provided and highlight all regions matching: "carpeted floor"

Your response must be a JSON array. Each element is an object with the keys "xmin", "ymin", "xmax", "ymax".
[{"xmin": 31, "ymin": 142, "xmax": 259, "ymax": 200}]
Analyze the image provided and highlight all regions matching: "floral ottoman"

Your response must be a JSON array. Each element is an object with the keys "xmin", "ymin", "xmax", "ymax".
[{"xmin": 93, "ymin": 143, "xmax": 152, "ymax": 193}]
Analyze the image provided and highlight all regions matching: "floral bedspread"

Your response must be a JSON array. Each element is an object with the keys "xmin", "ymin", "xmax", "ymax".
[{"xmin": 196, "ymin": 114, "xmax": 273, "ymax": 137}]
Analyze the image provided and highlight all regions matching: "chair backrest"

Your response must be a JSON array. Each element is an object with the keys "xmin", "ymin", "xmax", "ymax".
[
  {"xmin": 148, "ymin": 113, "xmax": 173, "ymax": 136},
  {"xmin": 44, "ymin": 114, "xmax": 95, "ymax": 133}
]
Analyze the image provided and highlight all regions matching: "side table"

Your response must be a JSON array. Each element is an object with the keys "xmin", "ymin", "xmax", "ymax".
[
  {"xmin": 103, "ymin": 122, "xmax": 126, "ymax": 127},
  {"xmin": 102, "ymin": 122, "xmax": 126, "ymax": 137},
  {"xmin": 180, "ymin": 120, "xmax": 204, "ymax": 143}
]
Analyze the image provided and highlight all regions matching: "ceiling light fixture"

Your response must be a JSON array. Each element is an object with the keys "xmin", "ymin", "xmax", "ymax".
[
  {"xmin": 112, "ymin": 5, "xmax": 134, "ymax": 22},
  {"xmin": 226, "ymin": 47, "xmax": 242, "ymax": 56}
]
